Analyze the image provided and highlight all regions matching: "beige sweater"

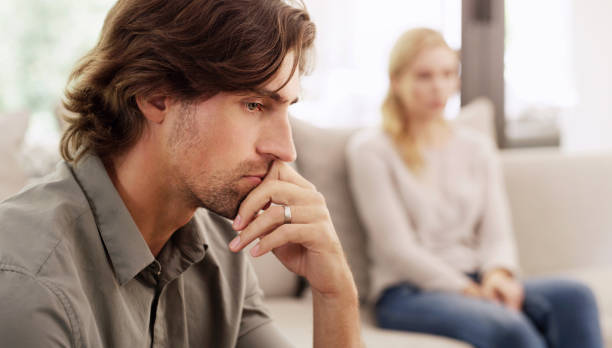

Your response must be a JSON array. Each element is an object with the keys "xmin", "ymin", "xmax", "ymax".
[{"xmin": 346, "ymin": 127, "xmax": 519, "ymax": 301}]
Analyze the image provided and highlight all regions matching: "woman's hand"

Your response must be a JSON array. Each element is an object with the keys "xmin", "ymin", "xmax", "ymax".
[
  {"xmin": 462, "ymin": 281, "xmax": 483, "ymax": 298},
  {"xmin": 481, "ymin": 269, "xmax": 524, "ymax": 311}
]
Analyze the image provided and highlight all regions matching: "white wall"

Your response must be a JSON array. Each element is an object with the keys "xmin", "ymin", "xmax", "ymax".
[{"xmin": 562, "ymin": 0, "xmax": 612, "ymax": 151}]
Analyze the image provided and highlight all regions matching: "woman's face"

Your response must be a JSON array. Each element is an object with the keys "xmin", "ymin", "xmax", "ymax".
[{"xmin": 393, "ymin": 45, "xmax": 459, "ymax": 122}]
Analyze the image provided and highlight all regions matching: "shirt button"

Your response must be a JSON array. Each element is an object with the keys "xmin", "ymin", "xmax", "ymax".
[{"xmin": 149, "ymin": 262, "xmax": 161, "ymax": 276}]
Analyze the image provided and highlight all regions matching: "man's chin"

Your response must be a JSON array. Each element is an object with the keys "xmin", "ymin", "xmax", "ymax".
[
  {"xmin": 196, "ymin": 191, "xmax": 248, "ymax": 221},
  {"xmin": 196, "ymin": 203, "xmax": 238, "ymax": 221},
  {"xmin": 214, "ymin": 208, "xmax": 238, "ymax": 220}
]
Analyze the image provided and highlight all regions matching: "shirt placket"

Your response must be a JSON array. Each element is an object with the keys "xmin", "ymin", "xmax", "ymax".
[
  {"xmin": 147, "ymin": 260, "xmax": 169, "ymax": 348},
  {"xmin": 151, "ymin": 285, "xmax": 168, "ymax": 348}
]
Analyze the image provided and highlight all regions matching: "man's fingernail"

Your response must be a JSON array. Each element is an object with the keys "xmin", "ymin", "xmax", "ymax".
[
  {"xmin": 229, "ymin": 236, "xmax": 240, "ymax": 250},
  {"xmin": 233, "ymin": 215, "xmax": 241, "ymax": 230},
  {"xmin": 250, "ymin": 244, "xmax": 260, "ymax": 257}
]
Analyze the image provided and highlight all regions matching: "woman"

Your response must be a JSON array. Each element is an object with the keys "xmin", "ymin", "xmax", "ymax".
[{"xmin": 346, "ymin": 28, "xmax": 603, "ymax": 348}]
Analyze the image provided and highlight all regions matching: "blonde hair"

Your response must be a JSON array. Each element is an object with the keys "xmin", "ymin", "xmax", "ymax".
[{"xmin": 382, "ymin": 28, "xmax": 455, "ymax": 172}]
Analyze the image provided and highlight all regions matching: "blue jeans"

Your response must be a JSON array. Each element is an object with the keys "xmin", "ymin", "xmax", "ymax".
[{"xmin": 375, "ymin": 277, "xmax": 603, "ymax": 348}]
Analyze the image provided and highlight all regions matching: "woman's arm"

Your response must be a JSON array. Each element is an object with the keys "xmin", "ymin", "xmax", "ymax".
[
  {"xmin": 347, "ymin": 135, "xmax": 471, "ymax": 293},
  {"xmin": 475, "ymin": 140, "xmax": 523, "ymax": 308},
  {"xmin": 475, "ymin": 141, "xmax": 520, "ymax": 276}
]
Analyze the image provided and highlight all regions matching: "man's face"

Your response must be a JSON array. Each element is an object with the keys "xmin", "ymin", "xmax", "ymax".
[{"xmin": 163, "ymin": 52, "xmax": 300, "ymax": 219}]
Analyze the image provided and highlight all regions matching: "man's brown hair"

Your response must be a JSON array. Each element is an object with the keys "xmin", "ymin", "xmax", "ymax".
[{"xmin": 60, "ymin": 0, "xmax": 315, "ymax": 162}]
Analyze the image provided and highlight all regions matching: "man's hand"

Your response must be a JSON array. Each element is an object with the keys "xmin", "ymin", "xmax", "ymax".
[
  {"xmin": 229, "ymin": 160, "xmax": 361, "ymax": 347},
  {"xmin": 229, "ymin": 160, "xmax": 354, "ymax": 296},
  {"xmin": 481, "ymin": 269, "xmax": 524, "ymax": 311}
]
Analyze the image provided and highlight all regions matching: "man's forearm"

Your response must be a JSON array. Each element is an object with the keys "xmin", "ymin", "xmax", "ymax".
[{"xmin": 312, "ymin": 280, "xmax": 361, "ymax": 348}]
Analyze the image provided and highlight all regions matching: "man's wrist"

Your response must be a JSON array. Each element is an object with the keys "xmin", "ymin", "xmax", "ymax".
[
  {"xmin": 310, "ymin": 256, "xmax": 358, "ymax": 301},
  {"xmin": 312, "ymin": 276, "xmax": 358, "ymax": 305},
  {"xmin": 311, "ymin": 273, "xmax": 361, "ymax": 348}
]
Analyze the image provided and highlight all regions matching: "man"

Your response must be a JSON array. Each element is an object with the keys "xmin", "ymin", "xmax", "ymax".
[{"xmin": 0, "ymin": 0, "xmax": 361, "ymax": 347}]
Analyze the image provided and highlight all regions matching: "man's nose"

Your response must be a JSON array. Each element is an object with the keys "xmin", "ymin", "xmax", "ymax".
[{"xmin": 256, "ymin": 114, "xmax": 297, "ymax": 163}]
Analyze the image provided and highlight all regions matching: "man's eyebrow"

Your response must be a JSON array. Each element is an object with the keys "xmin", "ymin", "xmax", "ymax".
[{"xmin": 250, "ymin": 88, "xmax": 299, "ymax": 105}]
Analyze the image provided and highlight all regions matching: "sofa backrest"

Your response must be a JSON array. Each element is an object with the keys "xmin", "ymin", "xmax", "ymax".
[
  {"xmin": 291, "ymin": 118, "xmax": 370, "ymax": 300},
  {"xmin": 248, "ymin": 118, "xmax": 370, "ymax": 300},
  {"xmin": 502, "ymin": 148, "xmax": 612, "ymax": 276},
  {"xmin": 287, "ymin": 100, "xmax": 497, "ymax": 301},
  {"xmin": 253, "ymin": 115, "xmax": 612, "ymax": 300},
  {"xmin": 0, "ymin": 112, "xmax": 29, "ymax": 202},
  {"xmin": 251, "ymin": 99, "xmax": 497, "ymax": 300}
]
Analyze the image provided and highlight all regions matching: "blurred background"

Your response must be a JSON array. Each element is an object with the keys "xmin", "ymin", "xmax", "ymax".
[{"xmin": 0, "ymin": 0, "xmax": 610, "ymax": 152}]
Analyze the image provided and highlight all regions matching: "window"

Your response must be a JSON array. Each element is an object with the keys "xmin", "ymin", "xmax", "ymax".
[
  {"xmin": 0, "ymin": 0, "xmax": 116, "ymax": 148},
  {"xmin": 3, "ymin": 1, "xmax": 463, "ymax": 139},
  {"xmin": 503, "ymin": 0, "xmax": 574, "ymax": 147},
  {"xmin": 290, "ymin": 0, "xmax": 462, "ymax": 128}
]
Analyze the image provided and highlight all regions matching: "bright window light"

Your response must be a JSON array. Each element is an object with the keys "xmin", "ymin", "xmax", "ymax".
[{"xmin": 290, "ymin": 0, "xmax": 462, "ymax": 128}]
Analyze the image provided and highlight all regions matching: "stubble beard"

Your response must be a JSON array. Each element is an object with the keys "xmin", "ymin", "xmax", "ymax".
[
  {"xmin": 186, "ymin": 171, "xmax": 244, "ymax": 219},
  {"xmin": 183, "ymin": 160, "xmax": 271, "ymax": 220},
  {"xmin": 169, "ymin": 105, "xmax": 269, "ymax": 219}
]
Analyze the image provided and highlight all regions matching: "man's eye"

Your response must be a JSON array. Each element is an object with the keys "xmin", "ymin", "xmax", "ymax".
[{"xmin": 246, "ymin": 102, "xmax": 263, "ymax": 112}]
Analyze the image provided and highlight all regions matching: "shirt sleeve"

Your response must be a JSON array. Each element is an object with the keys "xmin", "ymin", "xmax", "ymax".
[
  {"xmin": 347, "ymin": 136, "xmax": 471, "ymax": 293},
  {"xmin": 475, "ymin": 141, "xmax": 520, "ymax": 275},
  {"xmin": 236, "ymin": 260, "xmax": 294, "ymax": 348},
  {"xmin": 0, "ymin": 266, "xmax": 74, "ymax": 348}
]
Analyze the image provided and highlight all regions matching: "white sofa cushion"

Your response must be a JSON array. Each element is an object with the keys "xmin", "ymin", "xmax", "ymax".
[
  {"xmin": 0, "ymin": 112, "xmax": 29, "ymax": 201},
  {"xmin": 502, "ymin": 149, "xmax": 612, "ymax": 276},
  {"xmin": 265, "ymin": 296, "xmax": 472, "ymax": 348},
  {"xmin": 502, "ymin": 149, "xmax": 612, "ymax": 346},
  {"xmin": 290, "ymin": 117, "xmax": 371, "ymax": 299}
]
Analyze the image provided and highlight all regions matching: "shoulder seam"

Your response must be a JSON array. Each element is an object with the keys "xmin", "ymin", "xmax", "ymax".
[
  {"xmin": 40, "ymin": 279, "xmax": 82, "ymax": 348},
  {"xmin": 35, "ymin": 209, "xmax": 90, "ymax": 277},
  {"xmin": 0, "ymin": 265, "xmax": 81, "ymax": 348}
]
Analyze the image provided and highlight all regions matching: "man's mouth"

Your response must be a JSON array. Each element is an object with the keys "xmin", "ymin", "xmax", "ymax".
[
  {"xmin": 247, "ymin": 172, "xmax": 267, "ymax": 178},
  {"xmin": 242, "ymin": 174, "xmax": 266, "ymax": 186}
]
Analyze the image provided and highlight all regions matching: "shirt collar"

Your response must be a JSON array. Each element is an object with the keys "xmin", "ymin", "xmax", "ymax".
[
  {"xmin": 156, "ymin": 217, "xmax": 208, "ymax": 286},
  {"xmin": 69, "ymin": 154, "xmax": 155, "ymax": 285}
]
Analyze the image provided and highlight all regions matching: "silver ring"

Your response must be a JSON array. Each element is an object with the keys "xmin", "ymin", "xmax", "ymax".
[{"xmin": 283, "ymin": 205, "xmax": 292, "ymax": 224}]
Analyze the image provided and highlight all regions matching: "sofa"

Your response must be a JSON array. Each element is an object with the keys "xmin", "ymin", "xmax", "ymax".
[
  {"xmin": 250, "ymin": 116, "xmax": 612, "ymax": 347},
  {"xmin": 0, "ymin": 112, "xmax": 30, "ymax": 200},
  {"xmin": 2, "ymin": 109, "xmax": 612, "ymax": 347}
]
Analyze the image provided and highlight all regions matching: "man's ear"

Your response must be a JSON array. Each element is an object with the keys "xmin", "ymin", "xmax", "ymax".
[{"xmin": 136, "ymin": 95, "xmax": 169, "ymax": 124}]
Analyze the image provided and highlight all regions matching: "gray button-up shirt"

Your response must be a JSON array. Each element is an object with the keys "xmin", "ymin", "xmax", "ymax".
[{"xmin": 0, "ymin": 154, "xmax": 293, "ymax": 348}]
